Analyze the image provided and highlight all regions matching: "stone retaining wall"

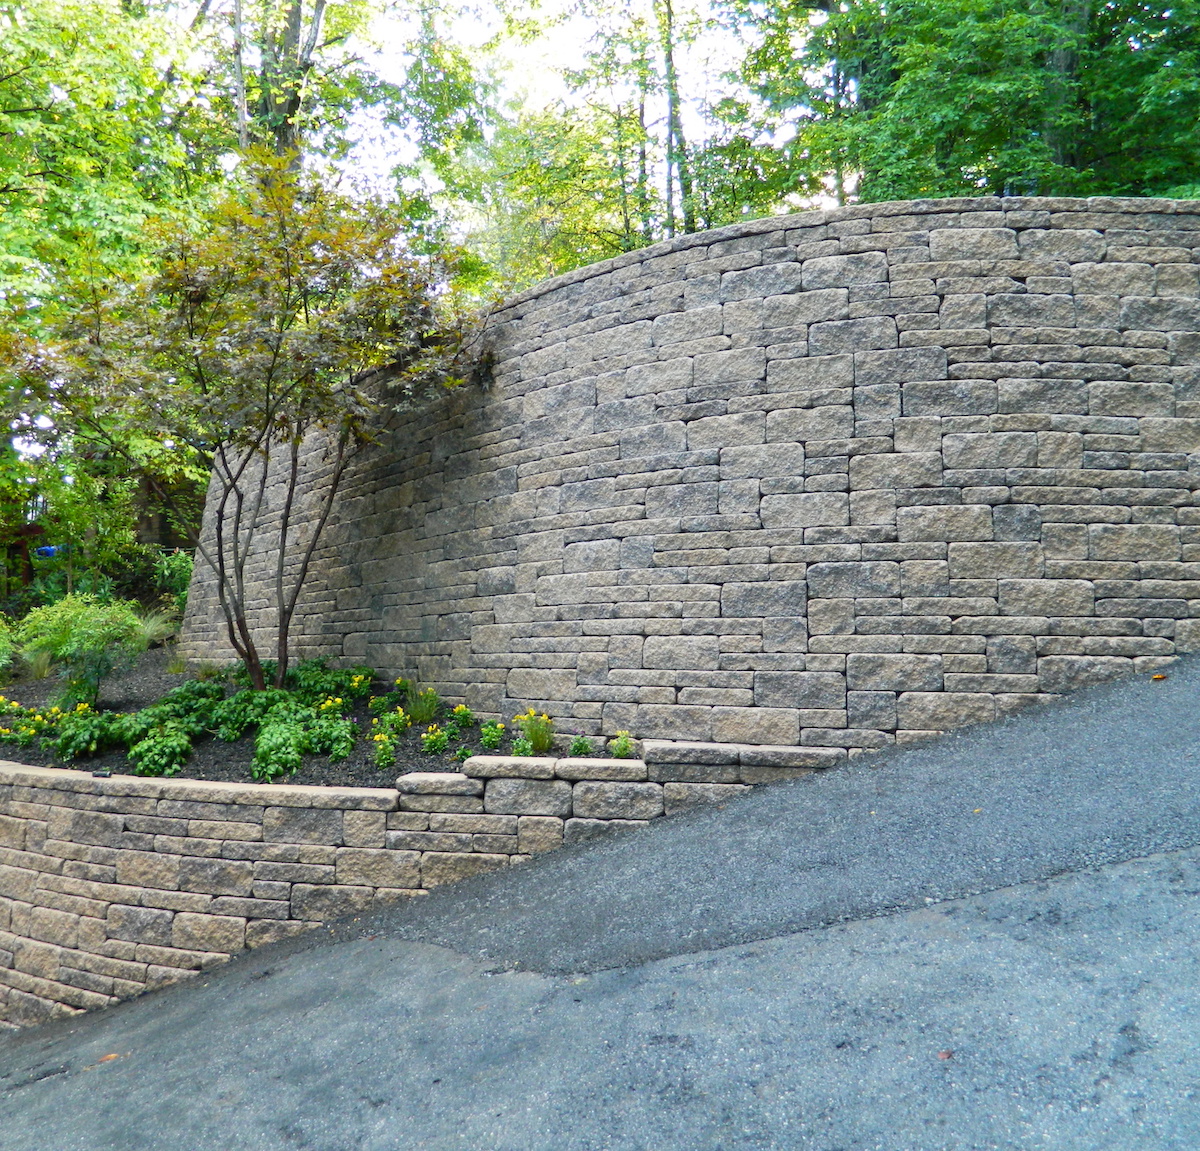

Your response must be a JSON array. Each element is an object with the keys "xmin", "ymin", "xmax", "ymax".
[
  {"xmin": 182, "ymin": 195, "xmax": 1200, "ymax": 756},
  {"xmin": 2, "ymin": 748, "xmax": 754, "ymax": 1028}
]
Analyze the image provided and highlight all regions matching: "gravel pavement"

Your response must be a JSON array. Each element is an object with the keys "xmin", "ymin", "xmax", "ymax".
[{"xmin": 3, "ymin": 660, "xmax": 1200, "ymax": 1150}]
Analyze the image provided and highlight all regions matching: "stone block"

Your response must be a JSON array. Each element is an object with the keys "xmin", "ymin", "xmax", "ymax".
[
  {"xmin": 760, "ymin": 493, "xmax": 849, "ymax": 529},
  {"xmin": 46, "ymin": 809, "xmax": 124, "ymax": 849},
  {"xmin": 1088, "ymin": 524, "xmax": 1180, "ymax": 561},
  {"xmin": 1137, "ymin": 419, "xmax": 1200, "ymax": 453},
  {"xmin": 763, "ymin": 287, "xmax": 847, "ymax": 325},
  {"xmin": 1038, "ymin": 655, "xmax": 1133, "ymax": 693},
  {"xmin": 635, "ymin": 706, "xmax": 714, "ymax": 741},
  {"xmin": 641, "ymin": 741, "xmax": 739, "ymax": 765},
  {"xmin": 766, "ymin": 404, "xmax": 854, "ymax": 442},
  {"xmin": 1089, "ymin": 383, "xmax": 1174, "ymax": 417},
  {"xmin": 720, "ymin": 444, "xmax": 804, "ymax": 480},
  {"xmin": 663, "ymin": 783, "xmax": 751, "ymax": 816},
  {"xmin": 895, "ymin": 692, "xmax": 997, "ymax": 730},
  {"xmin": 643, "ymin": 635, "xmax": 720, "ymax": 670},
  {"xmin": 484, "ymin": 778, "xmax": 573, "ymax": 817},
  {"xmin": 721, "ymin": 581, "xmax": 807, "ymax": 618},
  {"xmin": 808, "ymin": 317, "xmax": 898, "ymax": 357},
  {"xmin": 686, "ymin": 411, "xmax": 765, "ymax": 450},
  {"xmin": 342, "ymin": 811, "xmax": 387, "ymax": 849},
  {"xmin": 0, "ymin": 864, "xmax": 37, "ymax": 903},
  {"xmin": 903, "ymin": 380, "xmax": 997, "ymax": 416},
  {"xmin": 998, "ymin": 378, "xmax": 1088, "ymax": 414},
  {"xmin": 711, "ymin": 707, "xmax": 799, "ymax": 745},
  {"xmin": 396, "ymin": 773, "xmax": 484, "ymax": 795},
  {"xmin": 803, "ymin": 251, "xmax": 889, "ymax": 289},
  {"xmin": 998, "ymin": 579, "xmax": 1094, "ymax": 618},
  {"xmin": 396, "ymin": 794, "xmax": 485, "ymax": 814},
  {"xmin": 290, "ymin": 883, "xmax": 375, "ymax": 919},
  {"xmin": 948, "ymin": 542, "xmax": 1042, "ymax": 579},
  {"xmin": 506, "ymin": 669, "xmax": 576, "ymax": 701},
  {"xmin": 554, "ymin": 759, "xmax": 648, "ymax": 781},
  {"xmin": 847, "ymin": 654, "xmax": 942, "ymax": 692},
  {"xmin": 28, "ymin": 907, "xmax": 79, "ymax": 949},
  {"xmin": 178, "ymin": 857, "xmax": 254, "ymax": 897},
  {"xmin": 172, "ymin": 913, "xmax": 245, "ymax": 955},
  {"xmin": 106, "ymin": 905, "xmax": 173, "ymax": 947},
  {"xmin": 461, "ymin": 757, "xmax": 556, "ymax": 780},
  {"xmin": 897, "ymin": 505, "xmax": 993, "ymax": 542},
  {"xmin": 262, "ymin": 807, "xmax": 343, "ymax": 845},
  {"xmin": 420, "ymin": 853, "xmax": 508, "ymax": 887},
  {"xmin": 942, "ymin": 433, "xmax": 1038, "ymax": 469},
  {"xmin": 563, "ymin": 819, "xmax": 649, "ymax": 846},
  {"xmin": 853, "ymin": 347, "xmax": 947, "ymax": 387},
  {"xmin": 767, "ymin": 355, "xmax": 854, "ymax": 392},
  {"xmin": 517, "ymin": 816, "xmax": 564, "ymax": 854},
  {"xmin": 989, "ymin": 294, "xmax": 1075, "ymax": 327},
  {"xmin": 1017, "ymin": 229, "xmax": 1104, "ymax": 261},
  {"xmin": 929, "ymin": 228, "xmax": 1017, "ymax": 261},
  {"xmin": 847, "ymin": 691, "xmax": 897, "ymax": 730},
  {"xmin": 647, "ymin": 760, "xmax": 742, "ymax": 783},
  {"xmin": 114, "ymin": 851, "xmax": 181, "ymax": 891},
  {"xmin": 572, "ymin": 782, "xmax": 664, "ymax": 820},
  {"xmin": 849, "ymin": 452, "xmax": 942, "ymax": 490},
  {"xmin": 754, "ymin": 672, "xmax": 846, "ymax": 709},
  {"xmin": 335, "ymin": 848, "xmax": 420, "ymax": 888}
]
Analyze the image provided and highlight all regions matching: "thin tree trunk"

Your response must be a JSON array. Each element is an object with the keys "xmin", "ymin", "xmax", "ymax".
[{"xmin": 232, "ymin": 0, "xmax": 249, "ymax": 149}]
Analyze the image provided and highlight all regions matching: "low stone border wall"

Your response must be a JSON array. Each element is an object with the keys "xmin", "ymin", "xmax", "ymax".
[{"xmin": 2, "ymin": 746, "xmax": 793, "ymax": 1028}]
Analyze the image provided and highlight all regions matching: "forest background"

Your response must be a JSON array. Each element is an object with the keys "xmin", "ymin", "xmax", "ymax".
[{"xmin": 0, "ymin": 0, "xmax": 1196, "ymax": 640}]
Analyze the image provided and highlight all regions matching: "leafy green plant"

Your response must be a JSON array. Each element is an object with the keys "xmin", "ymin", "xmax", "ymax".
[
  {"xmin": 49, "ymin": 705, "xmax": 136, "ymax": 759},
  {"xmin": 211, "ymin": 688, "xmax": 290, "ymax": 742},
  {"xmin": 0, "ymin": 617, "xmax": 15, "ymax": 682},
  {"xmin": 510, "ymin": 735, "xmax": 534, "ymax": 757},
  {"xmin": 513, "ymin": 708, "xmax": 555, "ymax": 754},
  {"xmin": 128, "ymin": 723, "xmax": 192, "ymax": 777},
  {"xmin": 133, "ymin": 605, "xmax": 180, "ymax": 650},
  {"xmin": 451, "ymin": 703, "xmax": 475, "ymax": 727},
  {"xmin": 420, "ymin": 724, "xmax": 449, "ymax": 755},
  {"xmin": 0, "ymin": 696, "xmax": 64, "ymax": 748},
  {"xmin": 370, "ymin": 706, "xmax": 412, "ymax": 769},
  {"xmin": 608, "ymin": 731, "xmax": 636, "ymax": 759},
  {"xmin": 288, "ymin": 659, "xmax": 374, "ymax": 705},
  {"xmin": 155, "ymin": 550, "xmax": 194, "ymax": 615},
  {"xmin": 454, "ymin": 745, "xmax": 473, "ymax": 763},
  {"xmin": 479, "ymin": 720, "xmax": 505, "ymax": 750},
  {"xmin": 17, "ymin": 594, "xmax": 146, "ymax": 706},
  {"xmin": 568, "ymin": 734, "xmax": 594, "ymax": 757}
]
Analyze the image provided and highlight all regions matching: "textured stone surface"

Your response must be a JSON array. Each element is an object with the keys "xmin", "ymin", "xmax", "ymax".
[{"xmin": 182, "ymin": 196, "xmax": 1200, "ymax": 763}]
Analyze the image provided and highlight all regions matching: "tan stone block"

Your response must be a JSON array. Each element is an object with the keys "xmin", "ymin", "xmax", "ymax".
[
  {"xmin": 847, "ymin": 654, "xmax": 942, "ymax": 692},
  {"xmin": 246, "ymin": 920, "xmax": 317, "ymax": 949},
  {"xmin": 28, "ymin": 906, "xmax": 79, "ymax": 948},
  {"xmin": 334, "ymin": 848, "xmax": 420, "ymax": 888},
  {"xmin": 895, "ymin": 692, "xmax": 997, "ymax": 730},
  {"xmin": 998, "ymin": 578, "xmax": 1094, "ymax": 618},
  {"xmin": 13, "ymin": 937, "xmax": 61, "ymax": 978},
  {"xmin": 172, "ymin": 912, "xmax": 245, "ymax": 954},
  {"xmin": 460, "ymin": 757, "xmax": 556, "ymax": 779},
  {"xmin": 516, "ymin": 816, "xmax": 563, "ymax": 854},
  {"xmin": 188, "ymin": 820, "xmax": 262, "ymax": 842},
  {"xmin": 428, "ymin": 814, "xmax": 518, "ymax": 834},
  {"xmin": 106, "ymin": 904, "xmax": 174, "ymax": 947},
  {"xmin": 0, "ymin": 864, "xmax": 37, "ymax": 902},
  {"xmin": 1088, "ymin": 524, "xmax": 1180, "ymax": 561},
  {"xmin": 948, "ymin": 542, "xmax": 1043, "ymax": 579},
  {"xmin": 553, "ymin": 758, "xmax": 648, "ymax": 782},
  {"xmin": 397, "ymin": 794, "xmax": 485, "ymax": 813},
  {"xmin": 420, "ymin": 852, "xmax": 508, "ymax": 887},
  {"xmin": 0, "ymin": 814, "xmax": 24, "ymax": 850},
  {"xmin": 572, "ymin": 782, "xmax": 664, "ymax": 821},
  {"xmin": 114, "ymin": 851, "xmax": 181, "ymax": 891},
  {"xmin": 710, "ymin": 707, "xmax": 799, "ymax": 746},
  {"xmin": 898, "ymin": 505, "xmax": 993, "ymax": 543},
  {"xmin": 342, "ymin": 810, "xmax": 386, "ymax": 848},
  {"xmin": 46, "ymin": 808, "xmax": 125, "ymax": 848}
]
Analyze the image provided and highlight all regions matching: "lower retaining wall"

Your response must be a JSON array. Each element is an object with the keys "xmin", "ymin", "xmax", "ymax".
[{"xmin": 0, "ymin": 744, "xmax": 783, "ymax": 1028}]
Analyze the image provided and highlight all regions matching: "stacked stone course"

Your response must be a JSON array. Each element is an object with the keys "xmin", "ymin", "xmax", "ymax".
[
  {"xmin": 183, "ymin": 196, "xmax": 1200, "ymax": 758},
  {"xmin": 4, "ymin": 751, "xmax": 762, "ymax": 1027}
]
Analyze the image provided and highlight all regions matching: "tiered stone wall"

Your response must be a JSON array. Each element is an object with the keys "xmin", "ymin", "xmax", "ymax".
[
  {"xmin": 4, "ymin": 750, "xmax": 762, "ymax": 1027},
  {"xmin": 183, "ymin": 196, "xmax": 1200, "ymax": 760}
]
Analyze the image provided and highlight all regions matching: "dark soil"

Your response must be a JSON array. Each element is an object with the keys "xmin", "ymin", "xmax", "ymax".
[{"xmin": 0, "ymin": 648, "xmax": 487, "ymax": 788}]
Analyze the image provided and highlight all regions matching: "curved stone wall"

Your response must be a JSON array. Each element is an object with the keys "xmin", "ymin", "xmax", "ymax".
[{"xmin": 183, "ymin": 196, "xmax": 1200, "ymax": 760}]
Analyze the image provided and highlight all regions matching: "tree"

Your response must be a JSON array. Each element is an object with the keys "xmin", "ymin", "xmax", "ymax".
[
  {"xmin": 737, "ymin": 0, "xmax": 1200, "ymax": 202},
  {"xmin": 8, "ymin": 155, "xmax": 475, "ymax": 688}
]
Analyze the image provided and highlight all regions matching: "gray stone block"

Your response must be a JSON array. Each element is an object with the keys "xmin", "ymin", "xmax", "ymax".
[
  {"xmin": 808, "ymin": 317, "xmax": 898, "ymax": 357},
  {"xmin": 808, "ymin": 561, "xmax": 901, "ymax": 598},
  {"xmin": 663, "ymin": 783, "xmax": 751, "ymax": 815},
  {"xmin": 572, "ymin": 781, "xmax": 664, "ymax": 820},
  {"xmin": 847, "ymin": 654, "xmax": 943, "ymax": 691},
  {"xmin": 644, "ymin": 635, "xmax": 720, "ymax": 671},
  {"xmin": 484, "ymin": 779, "xmax": 573, "ymax": 817},
  {"xmin": 722, "ymin": 581, "xmax": 808, "ymax": 617},
  {"xmin": 754, "ymin": 672, "xmax": 846, "ymax": 708},
  {"xmin": 760, "ymin": 493, "xmax": 849, "ymax": 529},
  {"xmin": 929, "ymin": 228, "xmax": 1018, "ymax": 261},
  {"xmin": 802, "ymin": 251, "xmax": 889, "ymax": 289}
]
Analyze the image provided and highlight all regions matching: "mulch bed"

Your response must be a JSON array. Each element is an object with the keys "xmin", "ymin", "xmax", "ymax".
[{"xmin": 0, "ymin": 648, "xmax": 485, "ymax": 788}]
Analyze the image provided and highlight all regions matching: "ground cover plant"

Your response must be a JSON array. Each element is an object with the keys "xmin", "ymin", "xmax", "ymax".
[{"xmin": 0, "ymin": 654, "xmax": 635, "ymax": 785}]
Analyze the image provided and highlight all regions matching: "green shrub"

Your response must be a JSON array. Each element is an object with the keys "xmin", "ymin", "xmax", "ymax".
[
  {"xmin": 479, "ymin": 720, "xmax": 505, "ymax": 750},
  {"xmin": 288, "ymin": 659, "xmax": 374, "ymax": 705},
  {"xmin": 451, "ymin": 704, "xmax": 475, "ymax": 727},
  {"xmin": 420, "ymin": 724, "xmax": 449, "ymax": 755},
  {"xmin": 454, "ymin": 745, "xmax": 473, "ymax": 762},
  {"xmin": 513, "ymin": 708, "xmax": 555, "ymax": 754},
  {"xmin": 17, "ymin": 594, "xmax": 147, "ymax": 706},
  {"xmin": 510, "ymin": 735, "xmax": 534, "ymax": 757},
  {"xmin": 0, "ymin": 617, "xmax": 15, "ymax": 681},
  {"xmin": 568, "ymin": 734, "xmax": 594, "ymax": 757},
  {"xmin": 155, "ymin": 550, "xmax": 194, "ymax": 615},
  {"xmin": 128, "ymin": 722, "xmax": 193, "ymax": 776},
  {"xmin": 212, "ymin": 688, "xmax": 290, "ymax": 741},
  {"xmin": 607, "ymin": 730, "xmax": 636, "ymax": 759},
  {"xmin": 49, "ymin": 706, "xmax": 137, "ymax": 759}
]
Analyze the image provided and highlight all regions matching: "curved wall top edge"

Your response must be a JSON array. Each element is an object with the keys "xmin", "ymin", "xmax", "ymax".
[{"xmin": 493, "ymin": 196, "xmax": 1200, "ymax": 315}]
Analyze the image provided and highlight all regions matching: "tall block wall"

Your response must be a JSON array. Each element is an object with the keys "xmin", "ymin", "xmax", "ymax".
[{"xmin": 183, "ymin": 196, "xmax": 1200, "ymax": 759}]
